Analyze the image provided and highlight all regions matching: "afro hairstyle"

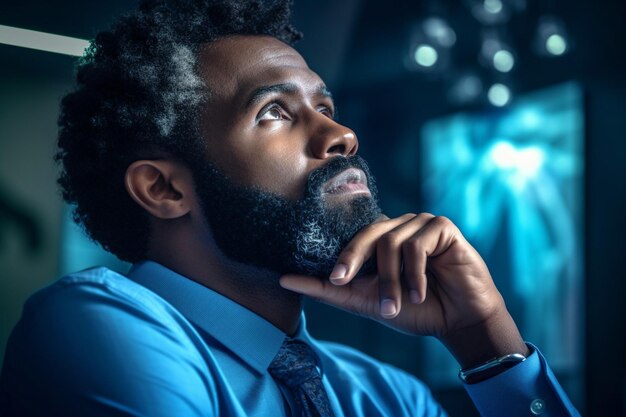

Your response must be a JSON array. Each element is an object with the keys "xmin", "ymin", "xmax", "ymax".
[{"xmin": 56, "ymin": 0, "xmax": 302, "ymax": 262}]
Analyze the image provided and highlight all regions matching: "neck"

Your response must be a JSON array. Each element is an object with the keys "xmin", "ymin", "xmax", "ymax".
[
  {"xmin": 203, "ymin": 259, "xmax": 304, "ymax": 336},
  {"xmin": 148, "ymin": 227, "xmax": 303, "ymax": 335}
]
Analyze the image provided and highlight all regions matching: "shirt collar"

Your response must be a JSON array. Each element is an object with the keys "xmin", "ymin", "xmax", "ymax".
[{"xmin": 127, "ymin": 260, "xmax": 319, "ymax": 375}]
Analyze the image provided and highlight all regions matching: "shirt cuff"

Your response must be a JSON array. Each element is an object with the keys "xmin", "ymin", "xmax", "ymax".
[{"xmin": 462, "ymin": 343, "xmax": 580, "ymax": 416}]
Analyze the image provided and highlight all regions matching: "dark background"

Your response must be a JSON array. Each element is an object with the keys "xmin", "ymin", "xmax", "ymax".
[{"xmin": 1, "ymin": 1, "xmax": 625, "ymax": 416}]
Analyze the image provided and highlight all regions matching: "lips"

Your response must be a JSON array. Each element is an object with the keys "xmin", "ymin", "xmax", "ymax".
[{"xmin": 322, "ymin": 168, "xmax": 371, "ymax": 196}]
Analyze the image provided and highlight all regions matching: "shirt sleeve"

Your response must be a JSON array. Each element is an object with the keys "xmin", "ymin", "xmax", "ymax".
[
  {"xmin": 462, "ymin": 344, "xmax": 580, "ymax": 417},
  {"xmin": 0, "ymin": 278, "xmax": 219, "ymax": 417}
]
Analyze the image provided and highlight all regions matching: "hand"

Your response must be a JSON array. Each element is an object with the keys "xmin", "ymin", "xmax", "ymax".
[{"xmin": 280, "ymin": 213, "xmax": 529, "ymax": 368}]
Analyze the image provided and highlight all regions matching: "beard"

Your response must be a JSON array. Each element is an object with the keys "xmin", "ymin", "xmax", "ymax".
[{"xmin": 192, "ymin": 155, "xmax": 382, "ymax": 277}]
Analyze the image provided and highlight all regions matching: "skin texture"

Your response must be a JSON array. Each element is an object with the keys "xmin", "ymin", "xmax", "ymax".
[
  {"xmin": 125, "ymin": 35, "xmax": 528, "ymax": 369},
  {"xmin": 197, "ymin": 36, "xmax": 357, "ymax": 200}
]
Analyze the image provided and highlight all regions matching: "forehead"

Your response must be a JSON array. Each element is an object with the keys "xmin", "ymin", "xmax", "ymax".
[{"xmin": 197, "ymin": 35, "xmax": 323, "ymax": 101}]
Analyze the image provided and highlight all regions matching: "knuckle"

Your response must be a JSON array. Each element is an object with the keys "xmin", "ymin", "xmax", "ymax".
[
  {"xmin": 417, "ymin": 212, "xmax": 435, "ymax": 220},
  {"xmin": 379, "ymin": 232, "xmax": 402, "ymax": 250},
  {"xmin": 432, "ymin": 215, "xmax": 452, "ymax": 227},
  {"xmin": 402, "ymin": 238, "xmax": 420, "ymax": 253}
]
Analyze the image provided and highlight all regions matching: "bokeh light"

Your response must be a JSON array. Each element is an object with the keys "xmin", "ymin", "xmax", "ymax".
[
  {"xmin": 423, "ymin": 18, "xmax": 457, "ymax": 48},
  {"xmin": 488, "ymin": 83, "xmax": 512, "ymax": 106},
  {"xmin": 546, "ymin": 34, "xmax": 567, "ymax": 55},
  {"xmin": 493, "ymin": 49, "xmax": 515, "ymax": 72},
  {"xmin": 414, "ymin": 44, "xmax": 439, "ymax": 67},
  {"xmin": 484, "ymin": 0, "xmax": 503, "ymax": 14}
]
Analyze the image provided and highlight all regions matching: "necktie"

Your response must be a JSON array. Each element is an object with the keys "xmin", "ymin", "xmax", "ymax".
[{"xmin": 269, "ymin": 338, "xmax": 335, "ymax": 417}]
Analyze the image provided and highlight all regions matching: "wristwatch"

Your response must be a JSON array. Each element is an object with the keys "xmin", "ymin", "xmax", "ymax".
[{"xmin": 458, "ymin": 353, "xmax": 526, "ymax": 384}]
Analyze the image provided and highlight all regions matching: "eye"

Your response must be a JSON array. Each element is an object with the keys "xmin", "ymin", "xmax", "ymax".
[
  {"xmin": 317, "ymin": 105, "xmax": 335, "ymax": 119},
  {"xmin": 257, "ymin": 103, "xmax": 289, "ymax": 122}
]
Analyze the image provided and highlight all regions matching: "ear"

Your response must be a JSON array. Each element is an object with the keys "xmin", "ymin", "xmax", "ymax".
[{"xmin": 125, "ymin": 160, "xmax": 193, "ymax": 219}]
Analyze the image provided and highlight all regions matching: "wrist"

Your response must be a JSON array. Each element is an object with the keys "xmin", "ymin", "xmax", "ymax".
[{"xmin": 441, "ymin": 306, "xmax": 529, "ymax": 369}]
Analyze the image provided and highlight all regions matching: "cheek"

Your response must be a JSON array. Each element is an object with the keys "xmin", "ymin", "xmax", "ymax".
[
  {"xmin": 204, "ymin": 120, "xmax": 312, "ymax": 199},
  {"xmin": 243, "ymin": 144, "xmax": 310, "ymax": 199}
]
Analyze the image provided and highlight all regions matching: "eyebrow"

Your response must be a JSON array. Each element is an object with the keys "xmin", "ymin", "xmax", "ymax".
[{"xmin": 244, "ymin": 82, "xmax": 334, "ymax": 110}]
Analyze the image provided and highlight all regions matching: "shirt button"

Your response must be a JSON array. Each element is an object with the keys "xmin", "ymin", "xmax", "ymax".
[{"xmin": 530, "ymin": 399, "xmax": 545, "ymax": 415}]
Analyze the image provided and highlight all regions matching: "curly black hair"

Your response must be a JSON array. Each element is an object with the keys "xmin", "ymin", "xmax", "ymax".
[{"xmin": 56, "ymin": 0, "xmax": 302, "ymax": 262}]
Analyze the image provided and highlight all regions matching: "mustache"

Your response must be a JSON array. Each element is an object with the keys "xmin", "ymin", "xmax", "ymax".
[
  {"xmin": 300, "ymin": 155, "xmax": 380, "ymax": 277},
  {"xmin": 304, "ymin": 155, "xmax": 378, "ymax": 200}
]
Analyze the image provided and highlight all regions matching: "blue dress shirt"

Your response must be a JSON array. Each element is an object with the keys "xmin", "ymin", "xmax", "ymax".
[{"xmin": 0, "ymin": 261, "xmax": 579, "ymax": 416}]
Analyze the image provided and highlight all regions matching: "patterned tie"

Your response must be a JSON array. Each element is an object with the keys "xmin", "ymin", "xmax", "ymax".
[{"xmin": 269, "ymin": 338, "xmax": 335, "ymax": 417}]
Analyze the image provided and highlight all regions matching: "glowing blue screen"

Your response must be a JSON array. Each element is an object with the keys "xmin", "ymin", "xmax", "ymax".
[{"xmin": 420, "ymin": 82, "xmax": 584, "ymax": 388}]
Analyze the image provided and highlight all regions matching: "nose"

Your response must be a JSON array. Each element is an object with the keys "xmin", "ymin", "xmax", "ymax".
[{"xmin": 308, "ymin": 113, "xmax": 359, "ymax": 159}]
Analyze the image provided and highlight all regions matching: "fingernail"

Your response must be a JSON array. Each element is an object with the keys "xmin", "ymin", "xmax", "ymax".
[
  {"xmin": 329, "ymin": 264, "xmax": 348, "ymax": 283},
  {"xmin": 410, "ymin": 290, "xmax": 421, "ymax": 304},
  {"xmin": 380, "ymin": 299, "xmax": 397, "ymax": 318}
]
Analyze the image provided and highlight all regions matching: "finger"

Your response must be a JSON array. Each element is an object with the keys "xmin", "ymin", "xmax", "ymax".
[
  {"xmin": 329, "ymin": 213, "xmax": 417, "ymax": 285},
  {"xmin": 376, "ymin": 236, "xmax": 402, "ymax": 318},
  {"xmin": 375, "ymin": 214, "xmax": 391, "ymax": 222},
  {"xmin": 376, "ymin": 213, "xmax": 436, "ymax": 317},
  {"xmin": 402, "ymin": 239, "xmax": 428, "ymax": 304},
  {"xmin": 402, "ymin": 216, "xmax": 458, "ymax": 303},
  {"xmin": 280, "ymin": 274, "xmax": 337, "ymax": 299},
  {"xmin": 279, "ymin": 274, "xmax": 372, "ymax": 316}
]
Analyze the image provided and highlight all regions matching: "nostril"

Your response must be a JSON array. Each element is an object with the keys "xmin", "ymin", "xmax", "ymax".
[{"xmin": 327, "ymin": 144, "xmax": 346, "ymax": 155}]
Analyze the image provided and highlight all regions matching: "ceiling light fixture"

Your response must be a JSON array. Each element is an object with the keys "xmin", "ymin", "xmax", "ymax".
[{"xmin": 0, "ymin": 24, "xmax": 89, "ymax": 57}]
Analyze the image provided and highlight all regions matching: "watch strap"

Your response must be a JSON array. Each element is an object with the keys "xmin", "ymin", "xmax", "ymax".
[{"xmin": 458, "ymin": 353, "xmax": 526, "ymax": 384}]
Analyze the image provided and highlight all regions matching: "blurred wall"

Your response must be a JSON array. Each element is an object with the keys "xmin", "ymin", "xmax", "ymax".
[{"xmin": 0, "ymin": 79, "xmax": 69, "ymax": 360}]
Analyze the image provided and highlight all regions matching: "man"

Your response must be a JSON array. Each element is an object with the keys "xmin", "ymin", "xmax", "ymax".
[{"xmin": 0, "ymin": 0, "xmax": 579, "ymax": 416}]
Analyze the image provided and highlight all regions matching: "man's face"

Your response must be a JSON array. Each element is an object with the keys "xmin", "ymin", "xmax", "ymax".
[{"xmin": 192, "ymin": 35, "xmax": 381, "ymax": 276}]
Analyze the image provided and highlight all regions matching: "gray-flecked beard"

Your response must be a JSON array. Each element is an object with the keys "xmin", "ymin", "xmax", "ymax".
[{"xmin": 193, "ymin": 155, "xmax": 381, "ymax": 277}]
